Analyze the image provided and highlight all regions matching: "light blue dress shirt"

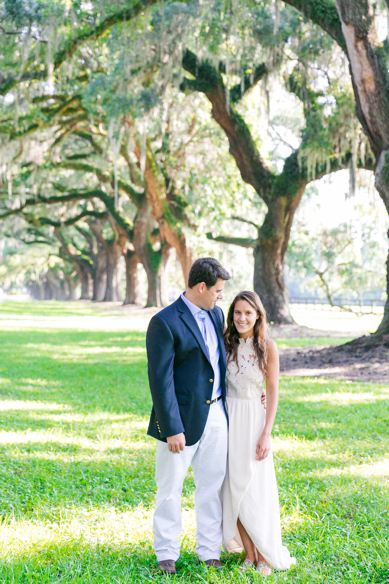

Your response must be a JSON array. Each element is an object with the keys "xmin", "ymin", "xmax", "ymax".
[{"xmin": 181, "ymin": 292, "xmax": 221, "ymax": 400}]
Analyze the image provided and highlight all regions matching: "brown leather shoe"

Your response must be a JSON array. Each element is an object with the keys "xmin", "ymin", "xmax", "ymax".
[
  {"xmin": 204, "ymin": 559, "xmax": 222, "ymax": 569},
  {"xmin": 157, "ymin": 560, "xmax": 176, "ymax": 575}
]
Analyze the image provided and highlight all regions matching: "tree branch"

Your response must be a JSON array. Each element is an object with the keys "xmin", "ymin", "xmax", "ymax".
[
  {"xmin": 0, "ymin": 25, "xmax": 47, "ymax": 43},
  {"xmin": 23, "ymin": 209, "xmax": 108, "ymax": 229},
  {"xmin": 52, "ymin": 161, "xmax": 144, "ymax": 205},
  {"xmin": 0, "ymin": 190, "xmax": 105, "ymax": 219},
  {"xmin": 74, "ymin": 131, "xmax": 104, "ymax": 156},
  {"xmin": 268, "ymin": 124, "xmax": 296, "ymax": 152},
  {"xmin": 231, "ymin": 216, "xmax": 260, "ymax": 230},
  {"xmin": 230, "ymin": 64, "xmax": 268, "ymax": 103},
  {"xmin": 181, "ymin": 49, "xmax": 274, "ymax": 203},
  {"xmin": 206, "ymin": 232, "xmax": 256, "ymax": 248},
  {"xmin": 0, "ymin": 0, "xmax": 165, "ymax": 96},
  {"xmin": 281, "ymin": 0, "xmax": 347, "ymax": 53}
]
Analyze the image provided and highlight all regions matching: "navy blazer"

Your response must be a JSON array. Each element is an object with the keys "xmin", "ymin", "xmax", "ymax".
[{"xmin": 146, "ymin": 296, "xmax": 227, "ymax": 446}]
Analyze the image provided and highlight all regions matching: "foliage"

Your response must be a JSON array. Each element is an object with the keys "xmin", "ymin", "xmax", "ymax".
[{"xmin": 287, "ymin": 183, "xmax": 387, "ymax": 304}]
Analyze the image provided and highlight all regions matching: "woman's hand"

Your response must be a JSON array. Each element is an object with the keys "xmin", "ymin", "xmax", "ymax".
[
  {"xmin": 256, "ymin": 339, "xmax": 279, "ymax": 461},
  {"xmin": 256, "ymin": 430, "xmax": 271, "ymax": 460}
]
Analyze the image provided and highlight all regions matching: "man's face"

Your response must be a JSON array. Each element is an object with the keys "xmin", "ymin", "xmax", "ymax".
[{"xmin": 201, "ymin": 278, "xmax": 225, "ymax": 310}]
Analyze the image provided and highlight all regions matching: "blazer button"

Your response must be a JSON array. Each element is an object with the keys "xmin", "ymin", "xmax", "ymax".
[
  {"xmin": 209, "ymin": 378, "xmax": 214, "ymax": 383},
  {"xmin": 206, "ymin": 400, "xmax": 211, "ymax": 404}
]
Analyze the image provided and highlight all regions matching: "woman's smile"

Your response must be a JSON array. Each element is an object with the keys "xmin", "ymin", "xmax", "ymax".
[{"xmin": 233, "ymin": 299, "xmax": 258, "ymax": 338}]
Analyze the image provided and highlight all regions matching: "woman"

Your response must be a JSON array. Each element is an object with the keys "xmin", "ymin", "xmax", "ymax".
[{"xmin": 222, "ymin": 291, "xmax": 296, "ymax": 575}]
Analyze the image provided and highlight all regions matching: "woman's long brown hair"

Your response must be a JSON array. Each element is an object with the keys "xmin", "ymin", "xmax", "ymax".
[{"xmin": 224, "ymin": 291, "xmax": 268, "ymax": 375}]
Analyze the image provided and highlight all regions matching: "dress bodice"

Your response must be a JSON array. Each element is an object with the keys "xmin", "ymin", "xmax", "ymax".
[{"xmin": 226, "ymin": 337, "xmax": 264, "ymax": 400}]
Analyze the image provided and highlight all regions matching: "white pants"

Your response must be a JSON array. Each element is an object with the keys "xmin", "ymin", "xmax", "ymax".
[{"xmin": 153, "ymin": 400, "xmax": 228, "ymax": 562}]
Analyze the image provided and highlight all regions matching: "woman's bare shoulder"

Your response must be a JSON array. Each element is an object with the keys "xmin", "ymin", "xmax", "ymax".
[{"xmin": 266, "ymin": 337, "xmax": 278, "ymax": 355}]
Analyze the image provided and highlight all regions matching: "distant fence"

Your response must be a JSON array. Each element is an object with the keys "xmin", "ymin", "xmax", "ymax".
[{"xmin": 289, "ymin": 297, "xmax": 386, "ymax": 312}]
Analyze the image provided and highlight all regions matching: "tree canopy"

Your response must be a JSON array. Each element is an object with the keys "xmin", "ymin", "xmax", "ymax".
[{"xmin": 0, "ymin": 0, "xmax": 388, "ymax": 340}]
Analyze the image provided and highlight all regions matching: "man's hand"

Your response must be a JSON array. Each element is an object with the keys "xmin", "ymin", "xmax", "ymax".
[
  {"xmin": 167, "ymin": 433, "xmax": 186, "ymax": 453},
  {"xmin": 261, "ymin": 390, "xmax": 266, "ymax": 409}
]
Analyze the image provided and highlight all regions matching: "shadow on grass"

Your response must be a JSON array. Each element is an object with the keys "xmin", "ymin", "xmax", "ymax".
[
  {"xmin": 0, "ymin": 542, "xmax": 253, "ymax": 584},
  {"xmin": 0, "ymin": 328, "xmax": 146, "ymax": 347},
  {"xmin": 0, "ymin": 300, "xmax": 127, "ymax": 318},
  {"xmin": 0, "ymin": 527, "xmax": 387, "ymax": 583},
  {"xmin": 0, "ymin": 438, "xmax": 157, "ymax": 515},
  {"xmin": 0, "ymin": 329, "xmax": 149, "ymax": 414}
]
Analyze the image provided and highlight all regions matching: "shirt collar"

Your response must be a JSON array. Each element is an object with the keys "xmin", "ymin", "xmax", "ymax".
[{"xmin": 181, "ymin": 291, "xmax": 205, "ymax": 318}]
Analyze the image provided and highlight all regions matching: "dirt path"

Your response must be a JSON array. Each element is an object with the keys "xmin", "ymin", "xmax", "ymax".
[{"xmin": 271, "ymin": 325, "xmax": 389, "ymax": 384}]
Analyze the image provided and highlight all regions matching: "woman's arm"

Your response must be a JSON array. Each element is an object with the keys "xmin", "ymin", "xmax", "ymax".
[{"xmin": 256, "ymin": 338, "xmax": 279, "ymax": 461}]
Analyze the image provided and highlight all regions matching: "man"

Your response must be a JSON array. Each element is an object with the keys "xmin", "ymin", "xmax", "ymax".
[{"xmin": 146, "ymin": 257, "xmax": 231, "ymax": 575}]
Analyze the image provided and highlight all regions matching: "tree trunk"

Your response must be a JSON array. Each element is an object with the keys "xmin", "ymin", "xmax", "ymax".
[
  {"xmin": 371, "ymin": 156, "xmax": 389, "ymax": 337},
  {"xmin": 133, "ymin": 197, "xmax": 162, "ymax": 307},
  {"xmin": 131, "ymin": 138, "xmax": 193, "ymax": 287},
  {"xmin": 175, "ymin": 240, "xmax": 193, "ymax": 287},
  {"xmin": 373, "ymin": 231, "xmax": 389, "ymax": 338},
  {"xmin": 104, "ymin": 241, "xmax": 123, "ymax": 302},
  {"xmin": 75, "ymin": 264, "xmax": 91, "ymax": 300},
  {"xmin": 43, "ymin": 279, "xmax": 52, "ymax": 300},
  {"xmin": 254, "ymin": 241, "xmax": 293, "ymax": 324},
  {"xmin": 254, "ymin": 186, "xmax": 306, "ymax": 323},
  {"xmin": 37, "ymin": 280, "xmax": 45, "ymax": 300},
  {"xmin": 93, "ymin": 246, "xmax": 107, "ymax": 301},
  {"xmin": 123, "ymin": 250, "xmax": 140, "ymax": 305},
  {"xmin": 46, "ymin": 270, "xmax": 65, "ymax": 300},
  {"xmin": 146, "ymin": 265, "xmax": 160, "ymax": 308},
  {"xmin": 66, "ymin": 274, "xmax": 77, "ymax": 301},
  {"xmin": 28, "ymin": 280, "xmax": 45, "ymax": 300}
]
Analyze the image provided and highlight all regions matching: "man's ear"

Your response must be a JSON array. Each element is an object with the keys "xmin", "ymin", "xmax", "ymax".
[{"xmin": 198, "ymin": 282, "xmax": 206, "ymax": 294}]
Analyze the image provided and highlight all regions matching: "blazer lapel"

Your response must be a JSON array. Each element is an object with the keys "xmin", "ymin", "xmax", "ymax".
[{"xmin": 177, "ymin": 298, "xmax": 211, "ymax": 363}]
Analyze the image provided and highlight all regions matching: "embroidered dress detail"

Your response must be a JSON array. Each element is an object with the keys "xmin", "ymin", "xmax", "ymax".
[{"xmin": 227, "ymin": 337, "xmax": 263, "ymax": 400}]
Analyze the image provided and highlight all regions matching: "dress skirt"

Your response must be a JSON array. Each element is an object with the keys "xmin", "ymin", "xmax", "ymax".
[{"xmin": 222, "ymin": 395, "xmax": 296, "ymax": 570}]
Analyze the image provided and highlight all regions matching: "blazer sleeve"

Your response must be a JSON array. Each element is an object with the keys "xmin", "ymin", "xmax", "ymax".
[{"xmin": 146, "ymin": 315, "xmax": 185, "ymax": 438}]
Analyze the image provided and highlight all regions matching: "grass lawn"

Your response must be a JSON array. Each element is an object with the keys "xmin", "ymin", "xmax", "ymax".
[{"xmin": 0, "ymin": 300, "xmax": 388, "ymax": 583}]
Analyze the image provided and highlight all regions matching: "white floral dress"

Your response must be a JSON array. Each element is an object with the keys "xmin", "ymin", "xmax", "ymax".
[{"xmin": 222, "ymin": 337, "xmax": 296, "ymax": 570}]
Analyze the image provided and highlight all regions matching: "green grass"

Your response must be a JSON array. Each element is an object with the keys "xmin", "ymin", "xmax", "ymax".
[{"xmin": 0, "ymin": 301, "xmax": 388, "ymax": 583}]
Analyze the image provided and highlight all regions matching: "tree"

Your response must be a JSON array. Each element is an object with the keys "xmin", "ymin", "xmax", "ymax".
[
  {"xmin": 280, "ymin": 0, "xmax": 389, "ymax": 338},
  {"xmin": 181, "ymin": 56, "xmax": 369, "ymax": 321}
]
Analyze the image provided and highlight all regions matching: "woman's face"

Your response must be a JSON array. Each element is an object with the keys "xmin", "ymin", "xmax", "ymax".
[{"xmin": 233, "ymin": 299, "xmax": 258, "ymax": 339}]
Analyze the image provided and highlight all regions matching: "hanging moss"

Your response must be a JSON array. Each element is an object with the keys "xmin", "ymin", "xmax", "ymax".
[
  {"xmin": 272, "ymin": 152, "xmax": 300, "ymax": 198},
  {"xmin": 166, "ymin": 188, "xmax": 189, "ymax": 222},
  {"xmin": 145, "ymin": 237, "xmax": 162, "ymax": 274},
  {"xmin": 161, "ymin": 199, "xmax": 177, "ymax": 227},
  {"xmin": 98, "ymin": 191, "xmax": 134, "ymax": 238},
  {"xmin": 259, "ymin": 214, "xmax": 276, "ymax": 241},
  {"xmin": 296, "ymin": 0, "xmax": 346, "ymax": 53},
  {"xmin": 181, "ymin": 50, "xmax": 223, "ymax": 92}
]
